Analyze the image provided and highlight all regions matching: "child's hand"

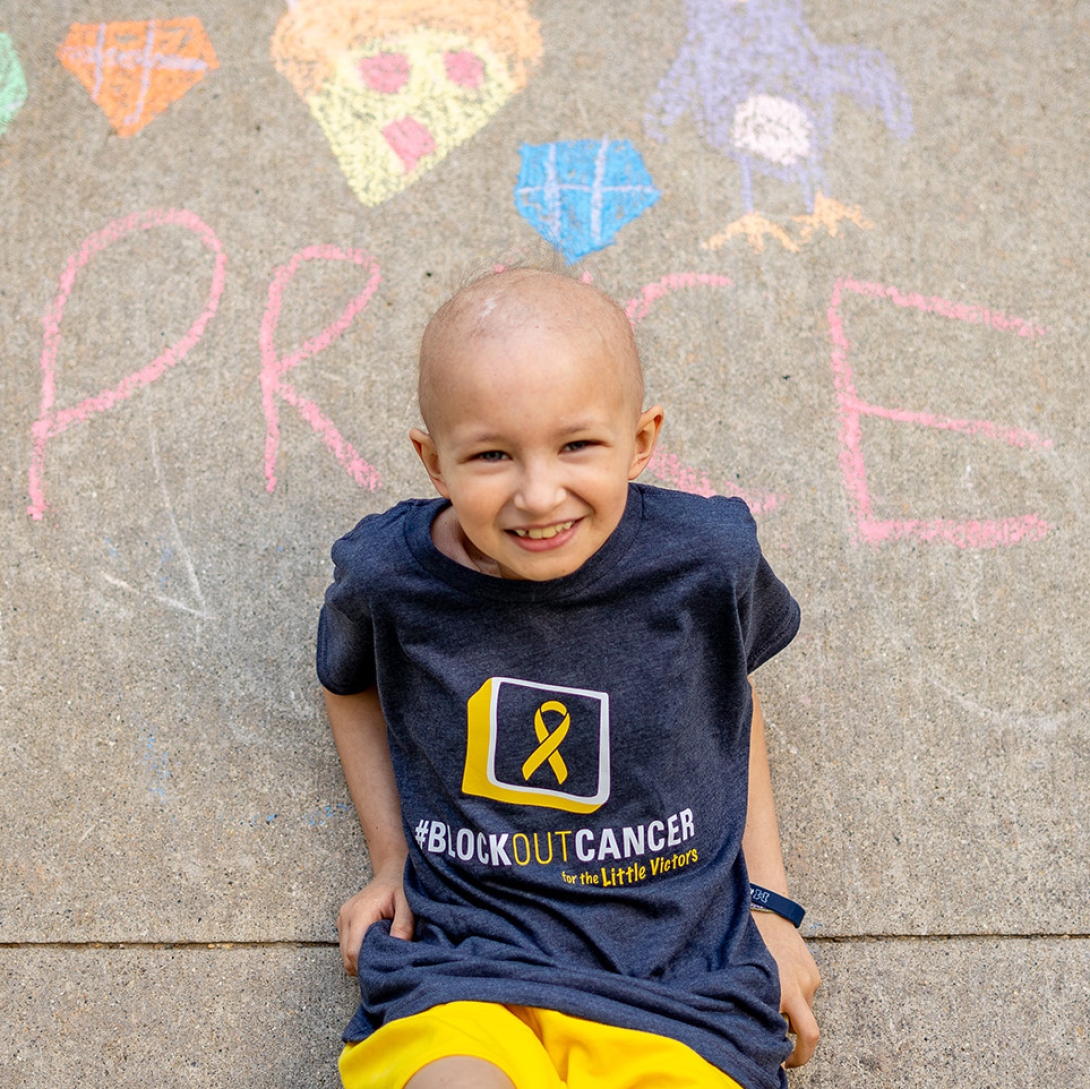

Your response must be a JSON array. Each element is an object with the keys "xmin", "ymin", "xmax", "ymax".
[
  {"xmin": 751, "ymin": 910, "xmax": 821, "ymax": 1067},
  {"xmin": 337, "ymin": 861, "xmax": 415, "ymax": 975}
]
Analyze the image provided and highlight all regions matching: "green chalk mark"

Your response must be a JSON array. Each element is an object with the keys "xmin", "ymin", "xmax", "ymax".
[{"xmin": 0, "ymin": 33, "xmax": 28, "ymax": 135}]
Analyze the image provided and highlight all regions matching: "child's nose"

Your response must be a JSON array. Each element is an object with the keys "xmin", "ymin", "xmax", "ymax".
[{"xmin": 514, "ymin": 461, "xmax": 564, "ymax": 515}]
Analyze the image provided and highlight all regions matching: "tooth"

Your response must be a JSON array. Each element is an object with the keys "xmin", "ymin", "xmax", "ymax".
[{"xmin": 514, "ymin": 521, "xmax": 573, "ymax": 540}]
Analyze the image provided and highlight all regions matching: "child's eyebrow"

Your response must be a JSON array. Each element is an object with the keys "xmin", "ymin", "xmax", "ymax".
[
  {"xmin": 556, "ymin": 419, "xmax": 607, "ymax": 435},
  {"xmin": 455, "ymin": 419, "xmax": 609, "ymax": 447},
  {"xmin": 459, "ymin": 432, "xmax": 507, "ymax": 447}
]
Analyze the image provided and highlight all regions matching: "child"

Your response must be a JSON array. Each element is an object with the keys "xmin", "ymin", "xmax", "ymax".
[{"xmin": 317, "ymin": 268, "xmax": 820, "ymax": 1089}]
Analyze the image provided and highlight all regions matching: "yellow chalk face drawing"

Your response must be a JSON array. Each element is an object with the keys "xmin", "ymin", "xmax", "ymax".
[
  {"xmin": 313, "ymin": 29, "xmax": 515, "ymax": 206},
  {"xmin": 464, "ymin": 678, "xmax": 611, "ymax": 814},
  {"xmin": 271, "ymin": 1, "xmax": 542, "ymax": 208}
]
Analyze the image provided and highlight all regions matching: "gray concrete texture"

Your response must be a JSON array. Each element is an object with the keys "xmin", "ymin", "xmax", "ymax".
[{"xmin": 0, "ymin": 0, "xmax": 1086, "ymax": 1084}]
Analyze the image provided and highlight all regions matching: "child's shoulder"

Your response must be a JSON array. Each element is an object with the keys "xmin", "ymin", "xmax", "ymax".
[
  {"xmin": 630, "ymin": 484, "xmax": 765, "ymax": 586},
  {"xmin": 330, "ymin": 497, "xmax": 442, "ymax": 573},
  {"xmin": 336, "ymin": 496, "xmax": 436, "ymax": 539},
  {"xmin": 635, "ymin": 483, "xmax": 759, "ymax": 544}
]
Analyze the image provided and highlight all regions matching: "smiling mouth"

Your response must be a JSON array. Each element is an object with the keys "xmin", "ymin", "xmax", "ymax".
[{"xmin": 510, "ymin": 520, "xmax": 576, "ymax": 540}]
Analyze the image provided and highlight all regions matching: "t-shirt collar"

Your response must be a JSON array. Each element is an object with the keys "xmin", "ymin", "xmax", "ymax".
[{"xmin": 405, "ymin": 485, "xmax": 645, "ymax": 601}]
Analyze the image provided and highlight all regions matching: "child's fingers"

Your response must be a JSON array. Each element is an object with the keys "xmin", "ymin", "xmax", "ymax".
[
  {"xmin": 338, "ymin": 921, "xmax": 358, "ymax": 975},
  {"xmin": 337, "ymin": 892, "xmax": 381, "ymax": 975},
  {"xmin": 338, "ymin": 912, "xmax": 366, "ymax": 975},
  {"xmin": 388, "ymin": 888, "xmax": 416, "ymax": 940},
  {"xmin": 335, "ymin": 878, "xmax": 412, "ymax": 974},
  {"xmin": 782, "ymin": 999, "xmax": 820, "ymax": 1067}
]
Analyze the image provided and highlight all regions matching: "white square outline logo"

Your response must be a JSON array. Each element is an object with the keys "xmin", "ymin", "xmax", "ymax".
[{"xmin": 462, "ymin": 676, "xmax": 611, "ymax": 813}]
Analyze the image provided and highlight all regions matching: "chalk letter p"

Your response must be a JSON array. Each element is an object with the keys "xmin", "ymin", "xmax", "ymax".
[{"xmin": 28, "ymin": 208, "xmax": 227, "ymax": 520}]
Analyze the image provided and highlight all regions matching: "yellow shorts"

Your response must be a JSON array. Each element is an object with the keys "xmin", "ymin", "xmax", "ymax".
[{"xmin": 338, "ymin": 1001, "xmax": 744, "ymax": 1089}]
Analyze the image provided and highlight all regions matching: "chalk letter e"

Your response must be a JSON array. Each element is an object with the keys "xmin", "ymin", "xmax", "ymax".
[{"xmin": 828, "ymin": 277, "xmax": 1052, "ymax": 549}]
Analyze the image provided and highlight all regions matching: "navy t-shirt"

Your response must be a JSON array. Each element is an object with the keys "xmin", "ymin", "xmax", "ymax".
[{"xmin": 317, "ymin": 484, "xmax": 800, "ymax": 1089}]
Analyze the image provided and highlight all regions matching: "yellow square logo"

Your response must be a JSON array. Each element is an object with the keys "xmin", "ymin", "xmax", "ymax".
[{"xmin": 462, "ymin": 677, "xmax": 611, "ymax": 813}]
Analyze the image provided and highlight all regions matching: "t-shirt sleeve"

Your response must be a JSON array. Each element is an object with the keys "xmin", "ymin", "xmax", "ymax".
[
  {"xmin": 739, "ymin": 547, "xmax": 801, "ymax": 675},
  {"xmin": 316, "ymin": 554, "xmax": 377, "ymax": 696}
]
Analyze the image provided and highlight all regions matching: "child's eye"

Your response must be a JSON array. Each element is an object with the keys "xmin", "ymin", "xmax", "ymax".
[
  {"xmin": 563, "ymin": 440, "xmax": 595, "ymax": 452},
  {"xmin": 474, "ymin": 450, "xmax": 509, "ymax": 462}
]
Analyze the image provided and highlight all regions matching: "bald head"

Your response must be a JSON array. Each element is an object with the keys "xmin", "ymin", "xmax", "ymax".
[{"xmin": 418, "ymin": 269, "xmax": 644, "ymax": 434}]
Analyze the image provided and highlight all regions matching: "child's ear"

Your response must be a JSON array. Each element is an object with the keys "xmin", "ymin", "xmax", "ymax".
[
  {"xmin": 627, "ymin": 404, "xmax": 665, "ymax": 480},
  {"xmin": 410, "ymin": 427, "xmax": 451, "ymax": 497}
]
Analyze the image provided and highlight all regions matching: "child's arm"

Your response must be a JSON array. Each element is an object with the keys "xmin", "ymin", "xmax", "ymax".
[
  {"xmin": 743, "ymin": 684, "xmax": 821, "ymax": 1068},
  {"xmin": 324, "ymin": 686, "xmax": 415, "ymax": 975}
]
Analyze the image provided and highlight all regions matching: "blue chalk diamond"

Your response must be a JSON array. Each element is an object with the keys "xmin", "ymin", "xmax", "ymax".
[{"xmin": 515, "ymin": 137, "xmax": 661, "ymax": 263}]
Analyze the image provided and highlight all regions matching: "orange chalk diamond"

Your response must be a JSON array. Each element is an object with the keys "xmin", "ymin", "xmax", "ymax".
[{"xmin": 58, "ymin": 18, "xmax": 218, "ymax": 137}]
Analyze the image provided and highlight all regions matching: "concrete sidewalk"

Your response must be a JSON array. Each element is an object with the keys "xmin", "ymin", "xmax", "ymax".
[{"xmin": 1, "ymin": 2, "xmax": 1087, "ymax": 1084}]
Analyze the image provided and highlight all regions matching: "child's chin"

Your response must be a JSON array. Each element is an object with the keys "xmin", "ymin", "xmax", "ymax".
[{"xmin": 502, "ymin": 548, "xmax": 592, "ymax": 582}]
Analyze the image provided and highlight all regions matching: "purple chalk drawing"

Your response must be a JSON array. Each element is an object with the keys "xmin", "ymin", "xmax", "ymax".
[
  {"xmin": 515, "ymin": 137, "xmax": 661, "ymax": 263},
  {"xmin": 645, "ymin": 0, "xmax": 912, "ymax": 251}
]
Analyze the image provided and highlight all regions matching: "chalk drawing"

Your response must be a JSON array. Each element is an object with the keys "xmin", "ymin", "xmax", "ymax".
[
  {"xmin": 142, "ymin": 730, "xmax": 173, "ymax": 801},
  {"xmin": 100, "ymin": 421, "xmax": 215, "ymax": 619},
  {"xmin": 235, "ymin": 802, "xmax": 356, "ymax": 829},
  {"xmin": 930, "ymin": 671, "xmax": 1079, "ymax": 737},
  {"xmin": 828, "ymin": 277, "xmax": 1052, "ymax": 548},
  {"xmin": 515, "ymin": 138, "xmax": 661, "ymax": 263},
  {"xmin": 132, "ymin": 712, "xmax": 355, "ymax": 822},
  {"xmin": 0, "ymin": 32, "xmax": 27, "ymax": 136},
  {"xmin": 307, "ymin": 801, "xmax": 354, "ymax": 826},
  {"xmin": 623, "ymin": 272, "xmax": 732, "ymax": 325},
  {"xmin": 221, "ymin": 801, "xmax": 347, "ymax": 828},
  {"xmin": 260, "ymin": 246, "xmax": 383, "ymax": 493},
  {"xmin": 271, "ymin": 0, "xmax": 542, "ymax": 207},
  {"xmin": 645, "ymin": 0, "xmax": 912, "ymax": 253},
  {"xmin": 28, "ymin": 208, "xmax": 227, "ymax": 521},
  {"xmin": 624, "ymin": 273, "xmax": 782, "ymax": 516},
  {"xmin": 57, "ymin": 19, "xmax": 218, "ymax": 137}
]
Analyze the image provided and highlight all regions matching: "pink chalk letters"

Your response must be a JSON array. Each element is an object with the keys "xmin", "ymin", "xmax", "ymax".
[
  {"xmin": 28, "ymin": 212, "xmax": 382, "ymax": 519},
  {"xmin": 828, "ymin": 277, "xmax": 1052, "ymax": 548},
  {"xmin": 623, "ymin": 273, "xmax": 781, "ymax": 516},
  {"xmin": 260, "ymin": 245, "xmax": 382, "ymax": 494},
  {"xmin": 26, "ymin": 209, "xmax": 1054, "ymax": 550},
  {"xmin": 29, "ymin": 208, "xmax": 228, "ymax": 520},
  {"xmin": 623, "ymin": 271, "xmax": 733, "ymax": 325}
]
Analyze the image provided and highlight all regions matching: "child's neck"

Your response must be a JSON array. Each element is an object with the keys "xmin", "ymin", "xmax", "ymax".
[{"xmin": 432, "ymin": 505, "xmax": 507, "ymax": 578}]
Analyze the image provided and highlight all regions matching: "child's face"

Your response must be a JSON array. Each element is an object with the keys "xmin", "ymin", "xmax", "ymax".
[{"xmin": 412, "ymin": 304, "xmax": 662, "ymax": 581}]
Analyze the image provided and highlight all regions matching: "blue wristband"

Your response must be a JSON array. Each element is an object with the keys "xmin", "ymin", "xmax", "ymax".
[{"xmin": 750, "ymin": 884, "xmax": 805, "ymax": 927}]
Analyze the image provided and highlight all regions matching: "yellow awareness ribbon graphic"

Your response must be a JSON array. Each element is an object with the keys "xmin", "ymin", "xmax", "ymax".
[{"xmin": 521, "ymin": 700, "xmax": 570, "ymax": 785}]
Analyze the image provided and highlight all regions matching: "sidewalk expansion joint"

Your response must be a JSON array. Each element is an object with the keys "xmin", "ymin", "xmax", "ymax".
[
  {"xmin": 0, "ymin": 940, "xmax": 341, "ymax": 951},
  {"xmin": 0, "ymin": 935, "xmax": 1087, "ymax": 951}
]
